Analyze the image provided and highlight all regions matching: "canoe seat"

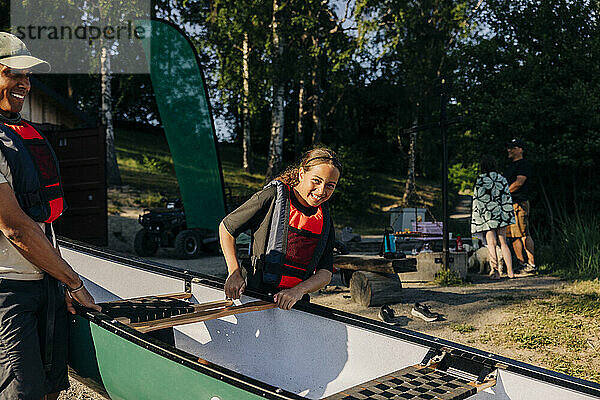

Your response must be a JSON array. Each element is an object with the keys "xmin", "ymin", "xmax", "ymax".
[
  {"xmin": 101, "ymin": 294, "xmax": 277, "ymax": 333},
  {"xmin": 326, "ymin": 364, "xmax": 495, "ymax": 400},
  {"xmin": 101, "ymin": 295, "xmax": 197, "ymax": 323}
]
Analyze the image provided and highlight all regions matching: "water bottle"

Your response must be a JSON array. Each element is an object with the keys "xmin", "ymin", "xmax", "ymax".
[
  {"xmin": 456, "ymin": 235, "xmax": 464, "ymax": 252},
  {"xmin": 384, "ymin": 227, "xmax": 396, "ymax": 256}
]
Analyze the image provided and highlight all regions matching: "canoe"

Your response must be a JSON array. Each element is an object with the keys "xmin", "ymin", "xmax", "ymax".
[{"xmin": 63, "ymin": 238, "xmax": 600, "ymax": 400}]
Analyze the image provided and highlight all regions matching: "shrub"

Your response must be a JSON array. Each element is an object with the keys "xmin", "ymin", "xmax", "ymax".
[
  {"xmin": 541, "ymin": 215, "xmax": 600, "ymax": 279},
  {"xmin": 434, "ymin": 268, "xmax": 464, "ymax": 286},
  {"xmin": 141, "ymin": 155, "xmax": 173, "ymax": 174},
  {"xmin": 448, "ymin": 162, "xmax": 478, "ymax": 194}
]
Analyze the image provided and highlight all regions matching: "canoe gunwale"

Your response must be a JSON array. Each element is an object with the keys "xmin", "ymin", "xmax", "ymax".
[
  {"xmin": 76, "ymin": 307, "xmax": 305, "ymax": 400},
  {"xmin": 61, "ymin": 237, "xmax": 600, "ymax": 399}
]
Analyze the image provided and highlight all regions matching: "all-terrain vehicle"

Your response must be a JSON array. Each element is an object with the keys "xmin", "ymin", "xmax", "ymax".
[{"xmin": 133, "ymin": 198, "xmax": 218, "ymax": 259}]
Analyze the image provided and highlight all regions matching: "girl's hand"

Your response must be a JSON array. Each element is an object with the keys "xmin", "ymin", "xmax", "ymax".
[
  {"xmin": 224, "ymin": 269, "xmax": 246, "ymax": 299},
  {"xmin": 273, "ymin": 287, "xmax": 304, "ymax": 310}
]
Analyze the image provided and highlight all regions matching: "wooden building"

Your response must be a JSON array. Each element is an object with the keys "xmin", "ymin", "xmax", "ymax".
[
  {"xmin": 22, "ymin": 77, "xmax": 108, "ymax": 246},
  {"xmin": 21, "ymin": 78, "xmax": 96, "ymax": 128}
]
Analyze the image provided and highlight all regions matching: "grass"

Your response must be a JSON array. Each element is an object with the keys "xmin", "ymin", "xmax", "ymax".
[
  {"xmin": 491, "ymin": 294, "xmax": 517, "ymax": 303},
  {"xmin": 450, "ymin": 323, "xmax": 476, "ymax": 334},
  {"xmin": 133, "ymin": 192, "xmax": 167, "ymax": 208},
  {"xmin": 107, "ymin": 205, "xmax": 122, "ymax": 215},
  {"xmin": 479, "ymin": 280, "xmax": 600, "ymax": 383},
  {"xmin": 218, "ymin": 143, "xmax": 268, "ymax": 204},
  {"xmin": 115, "ymin": 128, "xmax": 180, "ymax": 196},
  {"xmin": 540, "ymin": 216, "xmax": 600, "ymax": 279}
]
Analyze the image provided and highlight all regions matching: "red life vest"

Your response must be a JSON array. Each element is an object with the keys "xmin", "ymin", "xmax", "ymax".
[
  {"xmin": 262, "ymin": 181, "xmax": 330, "ymax": 289},
  {"xmin": 0, "ymin": 121, "xmax": 65, "ymax": 223}
]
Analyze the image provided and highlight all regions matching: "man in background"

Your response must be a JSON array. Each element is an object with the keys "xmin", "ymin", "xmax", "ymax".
[{"xmin": 505, "ymin": 138, "xmax": 536, "ymax": 273}]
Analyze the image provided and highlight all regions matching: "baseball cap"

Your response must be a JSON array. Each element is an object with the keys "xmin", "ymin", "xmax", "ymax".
[
  {"xmin": 0, "ymin": 32, "xmax": 51, "ymax": 72},
  {"xmin": 506, "ymin": 138, "xmax": 524, "ymax": 149}
]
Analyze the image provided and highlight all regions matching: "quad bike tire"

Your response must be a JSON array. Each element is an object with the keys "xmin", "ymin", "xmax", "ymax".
[
  {"xmin": 134, "ymin": 229, "xmax": 159, "ymax": 257},
  {"xmin": 201, "ymin": 240, "xmax": 221, "ymax": 255},
  {"xmin": 339, "ymin": 268, "xmax": 354, "ymax": 288},
  {"xmin": 175, "ymin": 230, "xmax": 202, "ymax": 259}
]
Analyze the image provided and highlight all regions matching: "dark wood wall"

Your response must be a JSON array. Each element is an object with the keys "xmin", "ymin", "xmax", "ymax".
[{"xmin": 47, "ymin": 126, "xmax": 107, "ymax": 246}]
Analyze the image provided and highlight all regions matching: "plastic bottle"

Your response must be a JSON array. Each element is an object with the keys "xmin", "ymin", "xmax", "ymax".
[
  {"xmin": 384, "ymin": 232, "xmax": 396, "ymax": 254},
  {"xmin": 456, "ymin": 234, "xmax": 464, "ymax": 252},
  {"xmin": 383, "ymin": 227, "xmax": 396, "ymax": 258}
]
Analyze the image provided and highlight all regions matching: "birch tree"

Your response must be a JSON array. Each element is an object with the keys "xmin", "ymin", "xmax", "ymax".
[
  {"xmin": 101, "ymin": 46, "xmax": 121, "ymax": 185},
  {"xmin": 265, "ymin": 0, "xmax": 285, "ymax": 182},
  {"xmin": 241, "ymin": 32, "xmax": 253, "ymax": 172},
  {"xmin": 198, "ymin": 0, "xmax": 270, "ymax": 171}
]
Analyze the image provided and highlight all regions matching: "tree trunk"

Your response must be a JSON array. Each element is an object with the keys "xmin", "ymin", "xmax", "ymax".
[
  {"xmin": 67, "ymin": 77, "xmax": 73, "ymax": 99},
  {"xmin": 311, "ymin": 49, "xmax": 322, "ymax": 145},
  {"xmin": 349, "ymin": 271, "xmax": 403, "ymax": 307},
  {"xmin": 101, "ymin": 47, "xmax": 122, "ymax": 186},
  {"xmin": 402, "ymin": 114, "xmax": 418, "ymax": 205},
  {"xmin": 242, "ymin": 32, "xmax": 253, "ymax": 173},
  {"xmin": 296, "ymin": 79, "xmax": 305, "ymax": 158},
  {"xmin": 265, "ymin": 0, "xmax": 285, "ymax": 182}
]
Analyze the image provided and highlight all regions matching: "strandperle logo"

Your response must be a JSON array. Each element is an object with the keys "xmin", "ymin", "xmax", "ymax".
[
  {"xmin": 10, "ymin": 0, "xmax": 150, "ymax": 74},
  {"xmin": 14, "ymin": 21, "xmax": 147, "ymax": 46}
]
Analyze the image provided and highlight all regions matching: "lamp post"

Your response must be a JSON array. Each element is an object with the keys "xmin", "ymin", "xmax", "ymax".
[
  {"xmin": 440, "ymin": 79, "xmax": 449, "ymax": 270},
  {"xmin": 401, "ymin": 79, "xmax": 458, "ymax": 270}
]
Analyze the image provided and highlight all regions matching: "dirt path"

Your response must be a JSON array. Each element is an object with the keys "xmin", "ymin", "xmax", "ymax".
[
  {"xmin": 312, "ymin": 273, "xmax": 564, "ymax": 365},
  {"xmin": 315, "ymin": 272, "xmax": 558, "ymax": 335}
]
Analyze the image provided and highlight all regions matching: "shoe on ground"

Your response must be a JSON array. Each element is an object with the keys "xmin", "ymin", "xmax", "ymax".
[
  {"xmin": 378, "ymin": 305, "xmax": 397, "ymax": 325},
  {"xmin": 522, "ymin": 263, "xmax": 537, "ymax": 274},
  {"xmin": 411, "ymin": 303, "xmax": 439, "ymax": 322}
]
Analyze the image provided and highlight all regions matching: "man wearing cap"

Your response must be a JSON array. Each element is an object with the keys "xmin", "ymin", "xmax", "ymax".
[
  {"xmin": 0, "ymin": 32, "xmax": 101, "ymax": 400},
  {"xmin": 505, "ymin": 138, "xmax": 535, "ymax": 273}
]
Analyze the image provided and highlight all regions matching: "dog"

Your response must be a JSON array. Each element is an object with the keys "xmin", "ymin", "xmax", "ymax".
[{"xmin": 468, "ymin": 246, "xmax": 505, "ymax": 275}]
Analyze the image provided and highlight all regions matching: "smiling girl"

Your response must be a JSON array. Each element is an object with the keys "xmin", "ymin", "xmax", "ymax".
[{"xmin": 220, "ymin": 147, "xmax": 342, "ymax": 310}]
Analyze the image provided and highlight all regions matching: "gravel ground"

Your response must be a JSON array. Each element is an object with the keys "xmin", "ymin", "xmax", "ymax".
[
  {"xmin": 60, "ymin": 209, "xmax": 567, "ymax": 399},
  {"xmin": 59, "ymin": 377, "xmax": 109, "ymax": 400}
]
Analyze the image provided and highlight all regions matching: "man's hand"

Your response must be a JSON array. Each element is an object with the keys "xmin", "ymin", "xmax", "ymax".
[
  {"xmin": 273, "ymin": 286, "xmax": 304, "ymax": 310},
  {"xmin": 65, "ymin": 286, "xmax": 102, "ymax": 314},
  {"xmin": 224, "ymin": 268, "xmax": 246, "ymax": 299}
]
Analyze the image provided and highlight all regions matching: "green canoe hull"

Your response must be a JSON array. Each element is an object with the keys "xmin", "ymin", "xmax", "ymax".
[{"xmin": 69, "ymin": 314, "xmax": 267, "ymax": 400}]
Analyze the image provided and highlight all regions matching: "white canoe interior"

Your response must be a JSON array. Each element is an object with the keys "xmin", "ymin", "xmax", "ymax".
[{"xmin": 63, "ymin": 247, "xmax": 597, "ymax": 400}]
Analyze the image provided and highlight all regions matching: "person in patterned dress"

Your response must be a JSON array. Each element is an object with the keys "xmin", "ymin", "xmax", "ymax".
[{"xmin": 471, "ymin": 155, "xmax": 516, "ymax": 278}]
